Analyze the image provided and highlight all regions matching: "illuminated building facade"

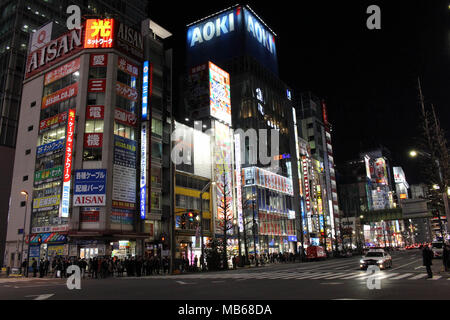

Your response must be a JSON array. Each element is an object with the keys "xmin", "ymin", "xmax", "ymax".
[
  {"xmin": 4, "ymin": 17, "xmax": 173, "ymax": 268},
  {"xmin": 0, "ymin": 0, "xmax": 147, "ymax": 268}
]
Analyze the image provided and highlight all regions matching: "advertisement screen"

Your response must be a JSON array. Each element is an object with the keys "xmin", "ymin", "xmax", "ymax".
[{"xmin": 209, "ymin": 62, "xmax": 232, "ymax": 126}]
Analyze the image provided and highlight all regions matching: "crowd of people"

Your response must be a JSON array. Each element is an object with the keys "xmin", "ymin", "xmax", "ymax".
[{"xmin": 22, "ymin": 255, "xmax": 170, "ymax": 279}]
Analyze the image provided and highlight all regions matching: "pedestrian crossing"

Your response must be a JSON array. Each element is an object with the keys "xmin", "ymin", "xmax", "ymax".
[{"xmin": 124, "ymin": 271, "xmax": 450, "ymax": 282}]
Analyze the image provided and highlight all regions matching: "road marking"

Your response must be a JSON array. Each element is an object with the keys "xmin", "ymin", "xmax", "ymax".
[
  {"xmin": 391, "ymin": 259, "xmax": 420, "ymax": 271},
  {"xmin": 377, "ymin": 273, "xmax": 400, "ymax": 279},
  {"xmin": 320, "ymin": 282, "xmax": 343, "ymax": 285},
  {"xmin": 294, "ymin": 272, "xmax": 324, "ymax": 279},
  {"xmin": 25, "ymin": 294, "xmax": 54, "ymax": 300},
  {"xmin": 339, "ymin": 272, "xmax": 368, "ymax": 280},
  {"xmin": 415, "ymin": 266, "xmax": 425, "ymax": 270},
  {"xmin": 308, "ymin": 272, "xmax": 336, "ymax": 279},
  {"xmin": 176, "ymin": 281, "xmax": 196, "ymax": 285},
  {"xmin": 427, "ymin": 276, "xmax": 442, "ymax": 280},
  {"xmin": 409, "ymin": 274, "xmax": 428, "ymax": 280},
  {"xmin": 212, "ymin": 280, "xmax": 225, "ymax": 283},
  {"xmin": 390, "ymin": 273, "xmax": 414, "ymax": 280}
]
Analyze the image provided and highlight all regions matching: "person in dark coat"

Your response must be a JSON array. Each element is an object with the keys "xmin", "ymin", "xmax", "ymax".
[
  {"xmin": 39, "ymin": 259, "xmax": 45, "ymax": 278},
  {"xmin": 443, "ymin": 243, "xmax": 450, "ymax": 272},
  {"xmin": 31, "ymin": 259, "xmax": 38, "ymax": 277},
  {"xmin": 422, "ymin": 245, "xmax": 433, "ymax": 278}
]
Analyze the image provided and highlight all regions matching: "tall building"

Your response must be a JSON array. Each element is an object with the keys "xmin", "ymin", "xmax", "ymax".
[
  {"xmin": 4, "ymin": 15, "xmax": 173, "ymax": 268},
  {"xmin": 292, "ymin": 91, "xmax": 339, "ymax": 251},
  {"xmin": 184, "ymin": 4, "xmax": 299, "ymax": 257},
  {"xmin": 0, "ymin": 0, "xmax": 147, "ymax": 267}
]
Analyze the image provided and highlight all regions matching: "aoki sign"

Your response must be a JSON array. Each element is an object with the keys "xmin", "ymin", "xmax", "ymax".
[{"xmin": 189, "ymin": 12, "xmax": 235, "ymax": 47}]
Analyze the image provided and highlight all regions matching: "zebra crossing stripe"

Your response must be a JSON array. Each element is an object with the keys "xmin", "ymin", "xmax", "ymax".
[
  {"xmin": 409, "ymin": 274, "xmax": 428, "ymax": 280},
  {"xmin": 320, "ymin": 273, "xmax": 346, "ymax": 279},
  {"xmin": 389, "ymin": 273, "xmax": 413, "ymax": 280},
  {"xmin": 377, "ymin": 273, "xmax": 400, "ymax": 279},
  {"xmin": 294, "ymin": 272, "xmax": 324, "ymax": 279},
  {"xmin": 427, "ymin": 276, "xmax": 442, "ymax": 280},
  {"xmin": 309, "ymin": 272, "xmax": 336, "ymax": 279},
  {"xmin": 339, "ymin": 272, "xmax": 368, "ymax": 280}
]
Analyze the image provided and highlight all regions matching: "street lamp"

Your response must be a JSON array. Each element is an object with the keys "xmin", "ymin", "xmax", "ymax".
[{"xmin": 20, "ymin": 191, "xmax": 29, "ymax": 276}]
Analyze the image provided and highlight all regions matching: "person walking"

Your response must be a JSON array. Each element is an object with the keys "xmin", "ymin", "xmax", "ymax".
[
  {"xmin": 422, "ymin": 244, "xmax": 433, "ymax": 278},
  {"xmin": 443, "ymin": 243, "xmax": 450, "ymax": 272},
  {"xmin": 31, "ymin": 258, "xmax": 38, "ymax": 277}
]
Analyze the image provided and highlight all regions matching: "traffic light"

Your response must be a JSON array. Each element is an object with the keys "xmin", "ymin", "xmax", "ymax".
[
  {"xmin": 38, "ymin": 236, "xmax": 42, "ymax": 245},
  {"xmin": 188, "ymin": 212, "xmax": 194, "ymax": 222}
]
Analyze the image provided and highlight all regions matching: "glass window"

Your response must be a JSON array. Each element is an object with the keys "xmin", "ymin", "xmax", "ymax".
[
  {"xmin": 87, "ymin": 93, "xmax": 105, "ymax": 106},
  {"xmin": 85, "ymin": 120, "xmax": 104, "ymax": 133},
  {"xmin": 114, "ymin": 122, "xmax": 135, "ymax": 140},
  {"xmin": 89, "ymin": 67, "xmax": 106, "ymax": 79},
  {"xmin": 83, "ymin": 149, "xmax": 102, "ymax": 162},
  {"xmin": 151, "ymin": 167, "xmax": 162, "ymax": 186},
  {"xmin": 151, "ymin": 192, "xmax": 161, "ymax": 210},
  {"xmin": 151, "ymin": 140, "xmax": 162, "ymax": 159},
  {"xmin": 151, "ymin": 118, "xmax": 162, "ymax": 137}
]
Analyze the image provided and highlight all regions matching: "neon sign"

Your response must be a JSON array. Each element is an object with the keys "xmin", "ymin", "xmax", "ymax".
[
  {"xmin": 60, "ymin": 109, "xmax": 76, "ymax": 218},
  {"xmin": 84, "ymin": 19, "xmax": 114, "ymax": 49}
]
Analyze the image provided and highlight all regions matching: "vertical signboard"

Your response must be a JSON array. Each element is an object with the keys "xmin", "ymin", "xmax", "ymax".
[
  {"xmin": 73, "ymin": 170, "xmax": 107, "ymax": 206},
  {"xmin": 209, "ymin": 62, "xmax": 232, "ymax": 126},
  {"xmin": 60, "ymin": 109, "xmax": 76, "ymax": 218},
  {"xmin": 140, "ymin": 122, "xmax": 148, "ymax": 219},
  {"xmin": 234, "ymin": 133, "xmax": 244, "ymax": 232},
  {"xmin": 142, "ymin": 61, "xmax": 152, "ymax": 120}
]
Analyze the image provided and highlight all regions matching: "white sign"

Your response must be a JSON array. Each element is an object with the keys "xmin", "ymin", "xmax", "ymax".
[
  {"xmin": 113, "ymin": 165, "xmax": 136, "ymax": 204},
  {"xmin": 29, "ymin": 22, "xmax": 53, "ymax": 52}
]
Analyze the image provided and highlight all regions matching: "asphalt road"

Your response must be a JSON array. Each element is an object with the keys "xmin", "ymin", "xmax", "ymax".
[{"xmin": 0, "ymin": 249, "xmax": 449, "ymax": 300}]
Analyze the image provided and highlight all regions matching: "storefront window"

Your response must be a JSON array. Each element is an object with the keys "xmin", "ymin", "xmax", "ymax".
[{"xmin": 37, "ymin": 127, "xmax": 66, "ymax": 146}]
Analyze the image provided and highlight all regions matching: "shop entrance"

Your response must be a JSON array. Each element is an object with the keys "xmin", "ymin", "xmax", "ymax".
[{"xmin": 80, "ymin": 247, "xmax": 98, "ymax": 260}]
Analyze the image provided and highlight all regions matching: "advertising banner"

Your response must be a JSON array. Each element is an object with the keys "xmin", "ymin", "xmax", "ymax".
[
  {"xmin": 140, "ymin": 122, "xmax": 148, "ymax": 220},
  {"xmin": 86, "ymin": 105, "xmax": 104, "ymax": 120},
  {"xmin": 44, "ymin": 57, "xmax": 80, "ymax": 86},
  {"xmin": 39, "ymin": 112, "xmax": 68, "ymax": 133},
  {"xmin": 209, "ymin": 62, "xmax": 232, "ymax": 126},
  {"xmin": 118, "ymin": 56, "xmax": 139, "ymax": 77},
  {"xmin": 112, "ymin": 165, "xmax": 136, "ymax": 204},
  {"xmin": 33, "ymin": 195, "xmax": 61, "ymax": 210},
  {"xmin": 34, "ymin": 166, "xmax": 63, "ymax": 184},
  {"xmin": 113, "ymin": 136, "xmax": 137, "ymax": 168},
  {"xmin": 73, "ymin": 169, "xmax": 107, "ymax": 207},
  {"xmin": 60, "ymin": 109, "xmax": 76, "ymax": 218},
  {"xmin": 116, "ymin": 82, "xmax": 138, "ymax": 102},
  {"xmin": 32, "ymin": 225, "xmax": 69, "ymax": 234},
  {"xmin": 28, "ymin": 233, "xmax": 67, "ymax": 244},
  {"xmin": 116, "ymin": 22, "xmax": 144, "ymax": 60},
  {"xmin": 111, "ymin": 209, "xmax": 134, "ymax": 225},
  {"xmin": 375, "ymin": 158, "xmax": 388, "ymax": 185},
  {"xmin": 115, "ymin": 108, "xmax": 137, "ymax": 127},
  {"xmin": 36, "ymin": 139, "xmax": 65, "ymax": 157},
  {"xmin": 84, "ymin": 19, "xmax": 115, "ymax": 49},
  {"xmin": 214, "ymin": 121, "xmax": 234, "ymax": 233},
  {"xmin": 42, "ymin": 82, "xmax": 78, "ymax": 109},
  {"xmin": 80, "ymin": 207, "xmax": 100, "ymax": 222}
]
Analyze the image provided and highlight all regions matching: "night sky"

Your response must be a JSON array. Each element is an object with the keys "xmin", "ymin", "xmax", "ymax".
[{"xmin": 148, "ymin": 0, "xmax": 450, "ymax": 184}]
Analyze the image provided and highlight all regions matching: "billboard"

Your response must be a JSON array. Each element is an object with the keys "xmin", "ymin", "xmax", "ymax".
[
  {"xmin": 44, "ymin": 57, "xmax": 80, "ymax": 86},
  {"xmin": 142, "ymin": 61, "xmax": 152, "ymax": 120},
  {"xmin": 375, "ymin": 158, "xmax": 388, "ymax": 185},
  {"xmin": 84, "ymin": 19, "xmax": 115, "ymax": 49},
  {"xmin": 36, "ymin": 139, "xmax": 65, "ymax": 157},
  {"xmin": 187, "ymin": 5, "xmax": 278, "ymax": 75},
  {"xmin": 42, "ymin": 83, "xmax": 78, "ymax": 109},
  {"xmin": 113, "ymin": 135, "xmax": 137, "ymax": 208},
  {"xmin": 73, "ymin": 170, "xmax": 107, "ymax": 207},
  {"xmin": 209, "ymin": 62, "xmax": 232, "ymax": 126}
]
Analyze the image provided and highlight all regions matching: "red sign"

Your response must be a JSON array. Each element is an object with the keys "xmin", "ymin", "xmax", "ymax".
[
  {"xmin": 63, "ymin": 109, "xmax": 76, "ymax": 183},
  {"xmin": 118, "ymin": 56, "xmax": 139, "ymax": 77},
  {"xmin": 114, "ymin": 108, "xmax": 137, "ymax": 127},
  {"xmin": 81, "ymin": 209, "xmax": 100, "ymax": 222},
  {"xmin": 86, "ymin": 106, "xmax": 104, "ymax": 120},
  {"xmin": 84, "ymin": 133, "xmax": 103, "ymax": 148},
  {"xmin": 45, "ymin": 58, "xmax": 81, "ymax": 86},
  {"xmin": 39, "ymin": 112, "xmax": 68, "ymax": 132},
  {"xmin": 88, "ymin": 79, "xmax": 106, "ymax": 92},
  {"xmin": 84, "ymin": 19, "xmax": 115, "ymax": 49},
  {"xmin": 90, "ymin": 54, "xmax": 108, "ymax": 67},
  {"xmin": 116, "ymin": 82, "xmax": 138, "ymax": 102},
  {"xmin": 42, "ymin": 83, "xmax": 78, "ymax": 109}
]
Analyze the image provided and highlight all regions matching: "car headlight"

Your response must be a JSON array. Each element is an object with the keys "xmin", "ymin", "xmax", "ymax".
[
  {"xmin": 360, "ymin": 259, "xmax": 365, "ymax": 263},
  {"xmin": 377, "ymin": 260, "xmax": 384, "ymax": 264}
]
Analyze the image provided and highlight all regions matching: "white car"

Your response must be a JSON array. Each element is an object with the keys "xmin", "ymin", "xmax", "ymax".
[{"xmin": 360, "ymin": 249, "xmax": 392, "ymax": 270}]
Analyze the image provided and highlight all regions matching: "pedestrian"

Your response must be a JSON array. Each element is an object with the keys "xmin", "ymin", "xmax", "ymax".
[
  {"xmin": 443, "ymin": 243, "xmax": 450, "ymax": 272},
  {"xmin": 39, "ymin": 259, "xmax": 45, "ymax": 278},
  {"xmin": 44, "ymin": 259, "xmax": 49, "ymax": 277},
  {"xmin": 21, "ymin": 259, "xmax": 28, "ymax": 277},
  {"xmin": 422, "ymin": 244, "xmax": 433, "ymax": 278},
  {"xmin": 194, "ymin": 255, "xmax": 198, "ymax": 270},
  {"xmin": 31, "ymin": 258, "xmax": 38, "ymax": 277},
  {"xmin": 232, "ymin": 256, "xmax": 237, "ymax": 269}
]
